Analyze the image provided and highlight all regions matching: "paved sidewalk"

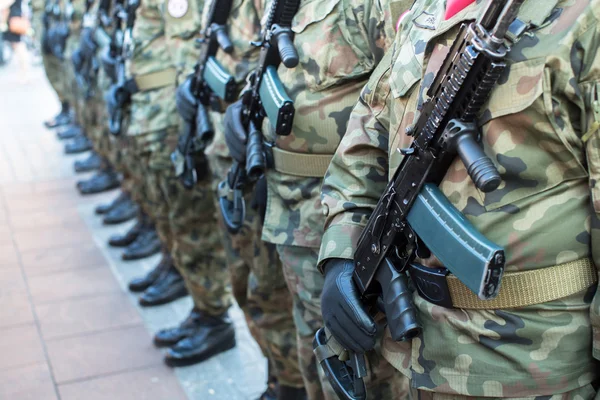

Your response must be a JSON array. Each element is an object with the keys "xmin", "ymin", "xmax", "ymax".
[{"xmin": 0, "ymin": 59, "xmax": 266, "ymax": 399}]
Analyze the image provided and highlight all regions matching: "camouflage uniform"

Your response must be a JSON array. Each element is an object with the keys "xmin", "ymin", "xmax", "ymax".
[
  {"xmin": 258, "ymin": 0, "xmax": 411, "ymax": 397},
  {"xmin": 201, "ymin": 0, "xmax": 303, "ymax": 387},
  {"xmin": 128, "ymin": 0, "xmax": 232, "ymax": 315},
  {"xmin": 39, "ymin": 0, "xmax": 70, "ymax": 106},
  {"xmin": 320, "ymin": 0, "xmax": 600, "ymax": 398},
  {"xmin": 64, "ymin": 0, "xmax": 87, "ymax": 128}
]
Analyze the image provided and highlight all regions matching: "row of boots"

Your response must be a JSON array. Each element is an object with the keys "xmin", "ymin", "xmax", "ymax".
[{"xmin": 45, "ymin": 105, "xmax": 306, "ymax": 400}]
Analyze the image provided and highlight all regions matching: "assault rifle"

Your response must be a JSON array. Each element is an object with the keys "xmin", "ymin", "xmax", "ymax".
[
  {"xmin": 171, "ymin": 0, "xmax": 235, "ymax": 189},
  {"xmin": 107, "ymin": 0, "xmax": 138, "ymax": 135},
  {"xmin": 314, "ymin": 1, "xmax": 528, "ymax": 399},
  {"xmin": 217, "ymin": 0, "xmax": 300, "ymax": 233}
]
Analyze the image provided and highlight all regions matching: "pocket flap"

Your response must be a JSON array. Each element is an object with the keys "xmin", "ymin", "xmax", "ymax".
[
  {"xmin": 480, "ymin": 57, "xmax": 546, "ymax": 124},
  {"xmin": 291, "ymin": 0, "xmax": 340, "ymax": 33}
]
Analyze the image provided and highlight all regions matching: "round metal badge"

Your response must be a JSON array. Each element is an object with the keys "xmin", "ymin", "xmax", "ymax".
[{"xmin": 167, "ymin": 0, "xmax": 188, "ymax": 18}]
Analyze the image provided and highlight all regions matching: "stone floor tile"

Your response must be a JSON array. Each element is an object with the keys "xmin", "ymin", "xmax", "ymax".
[
  {"xmin": 0, "ymin": 242, "xmax": 19, "ymax": 267},
  {"xmin": 0, "ymin": 265, "xmax": 27, "ymax": 292},
  {"xmin": 0, "ymin": 289, "xmax": 35, "ymax": 328},
  {"xmin": 20, "ymin": 242, "xmax": 106, "ymax": 277},
  {"xmin": 3, "ymin": 191, "xmax": 81, "ymax": 214},
  {"xmin": 27, "ymin": 266, "xmax": 120, "ymax": 304},
  {"xmin": 58, "ymin": 365, "xmax": 187, "ymax": 400},
  {"xmin": 45, "ymin": 325, "xmax": 162, "ymax": 383},
  {"xmin": 0, "ymin": 324, "xmax": 46, "ymax": 370},
  {"xmin": 0, "ymin": 362, "xmax": 58, "ymax": 400},
  {"xmin": 13, "ymin": 224, "xmax": 94, "ymax": 253},
  {"xmin": 36, "ymin": 292, "xmax": 143, "ymax": 339},
  {"xmin": 8, "ymin": 208, "xmax": 86, "ymax": 232}
]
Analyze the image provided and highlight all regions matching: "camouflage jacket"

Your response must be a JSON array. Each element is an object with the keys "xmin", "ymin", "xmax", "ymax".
[
  {"xmin": 319, "ymin": 0, "xmax": 600, "ymax": 396},
  {"xmin": 163, "ymin": 0, "xmax": 204, "ymax": 75},
  {"xmin": 127, "ymin": 0, "xmax": 179, "ymax": 136},
  {"xmin": 260, "ymin": 0, "xmax": 412, "ymax": 248},
  {"xmin": 204, "ymin": 0, "xmax": 263, "ymax": 160}
]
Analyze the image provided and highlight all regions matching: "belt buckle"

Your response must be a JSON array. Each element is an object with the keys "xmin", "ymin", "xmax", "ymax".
[{"xmin": 409, "ymin": 263, "xmax": 454, "ymax": 308}]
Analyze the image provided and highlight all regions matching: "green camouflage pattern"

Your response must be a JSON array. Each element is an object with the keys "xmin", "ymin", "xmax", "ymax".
[
  {"xmin": 41, "ymin": 44, "xmax": 69, "ymax": 104},
  {"xmin": 320, "ymin": 0, "xmax": 600, "ymax": 396},
  {"xmin": 260, "ymin": 0, "xmax": 413, "ymax": 248},
  {"xmin": 127, "ymin": 0, "xmax": 179, "ymax": 136},
  {"xmin": 162, "ymin": 0, "xmax": 203, "ymax": 75},
  {"xmin": 144, "ymin": 129, "xmax": 233, "ymax": 315},
  {"xmin": 201, "ymin": 0, "xmax": 303, "ymax": 387},
  {"xmin": 255, "ymin": 0, "xmax": 412, "ymax": 397}
]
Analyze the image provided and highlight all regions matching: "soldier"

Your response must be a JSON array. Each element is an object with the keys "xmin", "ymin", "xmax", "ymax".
[
  {"xmin": 103, "ymin": 0, "xmax": 238, "ymax": 365},
  {"xmin": 40, "ymin": 0, "xmax": 73, "ymax": 129},
  {"xmin": 319, "ymin": 0, "xmax": 600, "ymax": 399},
  {"xmin": 171, "ymin": 0, "xmax": 306, "ymax": 397},
  {"xmin": 223, "ymin": 0, "xmax": 412, "ymax": 397}
]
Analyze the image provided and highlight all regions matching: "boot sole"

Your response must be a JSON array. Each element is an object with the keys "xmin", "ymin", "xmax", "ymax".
[
  {"xmin": 122, "ymin": 248, "xmax": 161, "ymax": 261},
  {"xmin": 103, "ymin": 214, "xmax": 137, "ymax": 225},
  {"xmin": 164, "ymin": 336, "xmax": 237, "ymax": 368},
  {"xmin": 108, "ymin": 239, "xmax": 138, "ymax": 248},
  {"xmin": 78, "ymin": 183, "xmax": 121, "ymax": 195}
]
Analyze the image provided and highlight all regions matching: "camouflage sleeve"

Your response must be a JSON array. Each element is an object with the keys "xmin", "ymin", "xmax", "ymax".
[
  {"xmin": 317, "ymin": 49, "xmax": 395, "ymax": 269},
  {"xmin": 580, "ymin": 16, "xmax": 600, "ymax": 361}
]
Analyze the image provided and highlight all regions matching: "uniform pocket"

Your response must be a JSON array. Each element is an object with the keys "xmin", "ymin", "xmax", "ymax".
[
  {"xmin": 288, "ymin": 0, "xmax": 370, "ymax": 92},
  {"xmin": 475, "ymin": 58, "xmax": 588, "ymax": 211}
]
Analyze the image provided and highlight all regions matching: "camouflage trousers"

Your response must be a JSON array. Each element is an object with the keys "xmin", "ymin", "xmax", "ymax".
[
  {"xmin": 276, "ymin": 245, "xmax": 409, "ymax": 400},
  {"xmin": 41, "ymin": 52, "xmax": 69, "ymax": 105},
  {"xmin": 65, "ymin": 31, "xmax": 84, "ymax": 128},
  {"xmin": 127, "ymin": 127, "xmax": 232, "ymax": 315},
  {"xmin": 208, "ymin": 152, "xmax": 303, "ymax": 388}
]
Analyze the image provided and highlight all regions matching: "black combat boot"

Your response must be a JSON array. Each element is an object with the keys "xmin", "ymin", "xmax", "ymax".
[
  {"xmin": 56, "ymin": 124, "xmax": 82, "ymax": 140},
  {"xmin": 64, "ymin": 134, "xmax": 93, "ymax": 154},
  {"xmin": 138, "ymin": 265, "xmax": 187, "ymax": 306},
  {"xmin": 108, "ymin": 215, "xmax": 147, "ymax": 247},
  {"xmin": 95, "ymin": 191, "xmax": 129, "ymax": 215},
  {"xmin": 153, "ymin": 307, "xmax": 203, "ymax": 347},
  {"xmin": 102, "ymin": 196, "xmax": 138, "ymax": 224},
  {"xmin": 76, "ymin": 170, "xmax": 120, "ymax": 195},
  {"xmin": 257, "ymin": 375, "xmax": 278, "ymax": 400},
  {"xmin": 121, "ymin": 228, "xmax": 162, "ymax": 261},
  {"xmin": 164, "ymin": 310, "xmax": 236, "ymax": 367},
  {"xmin": 44, "ymin": 101, "xmax": 72, "ymax": 128},
  {"xmin": 73, "ymin": 152, "xmax": 102, "ymax": 173},
  {"xmin": 277, "ymin": 386, "xmax": 307, "ymax": 400},
  {"xmin": 128, "ymin": 251, "xmax": 172, "ymax": 292}
]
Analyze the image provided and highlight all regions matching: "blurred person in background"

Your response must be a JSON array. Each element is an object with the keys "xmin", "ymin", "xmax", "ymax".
[{"xmin": 1, "ymin": 0, "xmax": 30, "ymax": 82}]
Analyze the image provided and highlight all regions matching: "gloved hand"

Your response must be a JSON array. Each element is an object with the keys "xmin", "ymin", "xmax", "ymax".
[
  {"xmin": 105, "ymin": 83, "xmax": 129, "ymax": 116},
  {"xmin": 71, "ymin": 48, "xmax": 84, "ymax": 73},
  {"xmin": 224, "ymin": 99, "xmax": 248, "ymax": 163},
  {"xmin": 100, "ymin": 47, "xmax": 117, "ymax": 82},
  {"xmin": 176, "ymin": 76, "xmax": 198, "ymax": 122},
  {"xmin": 50, "ymin": 23, "xmax": 69, "ymax": 60},
  {"xmin": 321, "ymin": 259, "xmax": 377, "ymax": 353},
  {"xmin": 79, "ymin": 27, "xmax": 98, "ymax": 60}
]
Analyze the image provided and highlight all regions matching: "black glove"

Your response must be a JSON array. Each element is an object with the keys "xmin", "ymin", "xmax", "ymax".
[
  {"xmin": 105, "ymin": 83, "xmax": 129, "ymax": 116},
  {"xmin": 321, "ymin": 259, "xmax": 377, "ymax": 353},
  {"xmin": 100, "ymin": 47, "xmax": 117, "ymax": 82},
  {"xmin": 71, "ymin": 48, "xmax": 84, "ymax": 73},
  {"xmin": 79, "ymin": 27, "xmax": 98, "ymax": 60},
  {"xmin": 50, "ymin": 23, "xmax": 69, "ymax": 60},
  {"xmin": 176, "ymin": 76, "xmax": 198, "ymax": 122},
  {"xmin": 224, "ymin": 99, "xmax": 248, "ymax": 163}
]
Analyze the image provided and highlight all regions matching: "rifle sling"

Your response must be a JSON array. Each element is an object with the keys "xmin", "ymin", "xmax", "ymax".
[
  {"xmin": 414, "ymin": 257, "xmax": 597, "ymax": 309},
  {"xmin": 126, "ymin": 68, "xmax": 177, "ymax": 94},
  {"xmin": 271, "ymin": 147, "xmax": 333, "ymax": 178}
]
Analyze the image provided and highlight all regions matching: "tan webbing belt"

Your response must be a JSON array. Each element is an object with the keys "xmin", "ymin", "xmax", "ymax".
[
  {"xmin": 272, "ymin": 147, "xmax": 333, "ymax": 178},
  {"xmin": 447, "ymin": 258, "xmax": 597, "ymax": 309},
  {"xmin": 133, "ymin": 68, "xmax": 177, "ymax": 91}
]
